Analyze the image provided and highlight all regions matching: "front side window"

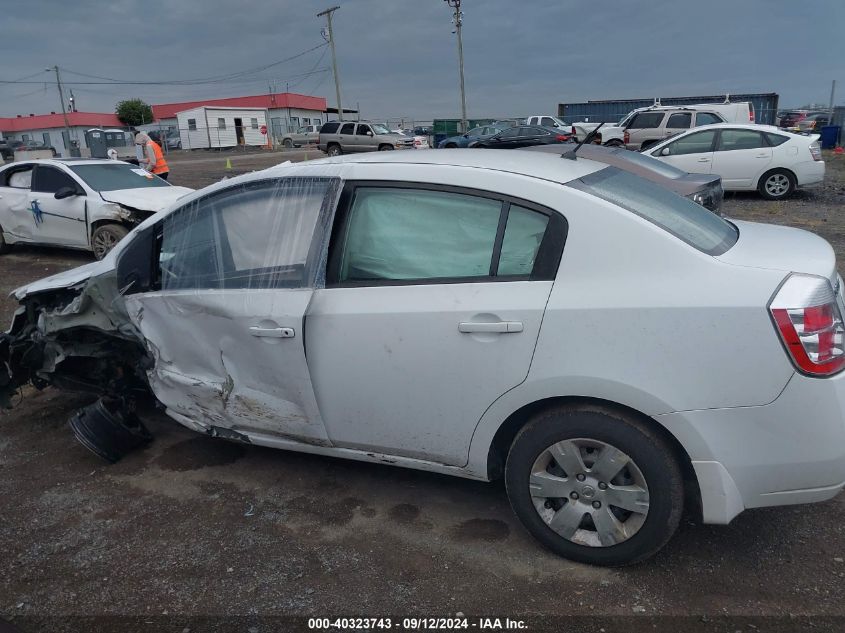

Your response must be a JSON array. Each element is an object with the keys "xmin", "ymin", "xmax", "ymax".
[
  {"xmin": 663, "ymin": 130, "xmax": 716, "ymax": 156},
  {"xmin": 332, "ymin": 187, "xmax": 556, "ymax": 284},
  {"xmin": 499, "ymin": 128, "xmax": 520, "ymax": 139},
  {"xmin": 32, "ymin": 166, "xmax": 79, "ymax": 193},
  {"xmin": 355, "ymin": 125, "xmax": 372, "ymax": 136},
  {"xmin": 569, "ymin": 167, "xmax": 737, "ymax": 255},
  {"xmin": 666, "ymin": 113, "xmax": 692, "ymax": 129},
  {"xmin": 695, "ymin": 112, "xmax": 723, "ymax": 126},
  {"xmin": 187, "ymin": 118, "xmax": 197, "ymax": 131},
  {"xmin": 159, "ymin": 178, "xmax": 335, "ymax": 291},
  {"xmin": 717, "ymin": 129, "xmax": 766, "ymax": 151},
  {"xmin": 217, "ymin": 118, "xmax": 226, "ymax": 130},
  {"xmin": 3, "ymin": 165, "xmax": 33, "ymax": 189},
  {"xmin": 628, "ymin": 112, "xmax": 665, "ymax": 129},
  {"xmin": 541, "ymin": 117, "xmax": 556, "ymax": 127},
  {"xmin": 339, "ymin": 123, "xmax": 355, "ymax": 135}
]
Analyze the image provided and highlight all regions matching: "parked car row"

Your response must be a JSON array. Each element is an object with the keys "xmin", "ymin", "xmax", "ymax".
[
  {"xmin": 1, "ymin": 143, "xmax": 842, "ymax": 568},
  {"xmin": 0, "ymin": 138, "xmax": 58, "ymax": 160}
]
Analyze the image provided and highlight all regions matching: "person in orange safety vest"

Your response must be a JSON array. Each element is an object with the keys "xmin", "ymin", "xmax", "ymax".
[{"xmin": 134, "ymin": 131, "xmax": 169, "ymax": 180}]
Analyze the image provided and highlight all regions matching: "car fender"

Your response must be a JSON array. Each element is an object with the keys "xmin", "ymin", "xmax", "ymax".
[{"xmin": 462, "ymin": 375, "xmax": 713, "ymax": 479}]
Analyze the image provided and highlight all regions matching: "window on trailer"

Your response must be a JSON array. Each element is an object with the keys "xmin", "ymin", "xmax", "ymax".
[
  {"xmin": 218, "ymin": 118, "xmax": 226, "ymax": 130},
  {"xmin": 188, "ymin": 119, "xmax": 197, "ymax": 131},
  {"xmin": 251, "ymin": 118, "xmax": 258, "ymax": 129}
]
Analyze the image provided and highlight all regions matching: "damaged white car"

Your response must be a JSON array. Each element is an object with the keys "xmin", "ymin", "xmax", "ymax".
[
  {"xmin": 2, "ymin": 150, "xmax": 845, "ymax": 566},
  {"xmin": 0, "ymin": 158, "xmax": 192, "ymax": 259}
]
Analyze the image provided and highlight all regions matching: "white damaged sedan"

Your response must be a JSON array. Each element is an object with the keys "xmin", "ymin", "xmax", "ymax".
[
  {"xmin": 2, "ymin": 149, "xmax": 845, "ymax": 566},
  {"xmin": 0, "ymin": 158, "xmax": 192, "ymax": 259}
]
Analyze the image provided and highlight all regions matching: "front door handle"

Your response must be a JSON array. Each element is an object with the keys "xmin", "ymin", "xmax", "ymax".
[
  {"xmin": 249, "ymin": 326, "xmax": 295, "ymax": 338},
  {"xmin": 697, "ymin": 158, "xmax": 711, "ymax": 162},
  {"xmin": 459, "ymin": 321, "xmax": 523, "ymax": 334}
]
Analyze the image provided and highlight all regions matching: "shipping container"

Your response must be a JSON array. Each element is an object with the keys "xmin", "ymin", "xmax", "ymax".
[{"xmin": 558, "ymin": 93, "xmax": 780, "ymax": 126}]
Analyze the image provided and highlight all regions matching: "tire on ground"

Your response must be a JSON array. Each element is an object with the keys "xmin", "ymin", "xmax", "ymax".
[
  {"xmin": 91, "ymin": 223, "xmax": 129, "ymax": 261},
  {"xmin": 758, "ymin": 168, "xmax": 796, "ymax": 200},
  {"xmin": 505, "ymin": 403, "xmax": 683, "ymax": 566}
]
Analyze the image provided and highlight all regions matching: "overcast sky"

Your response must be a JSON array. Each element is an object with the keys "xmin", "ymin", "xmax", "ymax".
[{"xmin": 1, "ymin": 0, "xmax": 842, "ymax": 122}]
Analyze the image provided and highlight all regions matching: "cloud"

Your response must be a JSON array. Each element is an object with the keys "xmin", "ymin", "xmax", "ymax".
[{"xmin": 1, "ymin": 0, "xmax": 843, "ymax": 122}]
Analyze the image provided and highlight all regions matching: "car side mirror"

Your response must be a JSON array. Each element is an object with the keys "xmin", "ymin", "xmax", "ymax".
[
  {"xmin": 54, "ymin": 186, "xmax": 79, "ymax": 200},
  {"xmin": 660, "ymin": 147, "xmax": 671, "ymax": 156},
  {"xmin": 366, "ymin": 131, "xmax": 373, "ymax": 137}
]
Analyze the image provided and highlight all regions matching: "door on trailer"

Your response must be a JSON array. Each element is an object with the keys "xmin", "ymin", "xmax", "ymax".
[
  {"xmin": 234, "ymin": 118, "xmax": 245, "ymax": 146},
  {"xmin": 123, "ymin": 176, "xmax": 339, "ymax": 444}
]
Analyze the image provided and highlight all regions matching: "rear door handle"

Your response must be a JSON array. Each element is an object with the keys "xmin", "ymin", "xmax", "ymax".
[
  {"xmin": 697, "ymin": 158, "xmax": 710, "ymax": 162},
  {"xmin": 459, "ymin": 321, "xmax": 523, "ymax": 333},
  {"xmin": 249, "ymin": 326, "xmax": 295, "ymax": 338}
]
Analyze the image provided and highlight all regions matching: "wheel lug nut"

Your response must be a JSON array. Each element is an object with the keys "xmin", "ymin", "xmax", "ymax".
[
  {"xmin": 598, "ymin": 482, "xmax": 608, "ymax": 490},
  {"xmin": 570, "ymin": 492, "xmax": 579, "ymax": 500},
  {"xmin": 576, "ymin": 473, "xmax": 586, "ymax": 482},
  {"xmin": 592, "ymin": 501, "xmax": 601, "ymax": 509}
]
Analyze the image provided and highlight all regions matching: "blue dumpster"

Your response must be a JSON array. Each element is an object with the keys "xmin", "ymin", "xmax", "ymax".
[{"xmin": 820, "ymin": 125, "xmax": 840, "ymax": 149}]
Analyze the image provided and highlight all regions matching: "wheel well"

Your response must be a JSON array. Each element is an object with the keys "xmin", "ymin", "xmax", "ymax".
[
  {"xmin": 378, "ymin": 143, "xmax": 394, "ymax": 150},
  {"xmin": 90, "ymin": 219, "xmax": 131, "ymax": 240},
  {"xmin": 445, "ymin": 143, "xmax": 457, "ymax": 148},
  {"xmin": 487, "ymin": 396, "xmax": 700, "ymax": 515},
  {"xmin": 757, "ymin": 167, "xmax": 796, "ymax": 187}
]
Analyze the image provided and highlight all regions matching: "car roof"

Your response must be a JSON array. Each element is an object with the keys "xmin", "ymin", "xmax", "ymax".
[
  {"xmin": 648, "ymin": 123, "xmax": 810, "ymax": 149},
  {"xmin": 0, "ymin": 158, "xmax": 135, "ymax": 172},
  {"xmin": 278, "ymin": 148, "xmax": 608, "ymax": 185}
]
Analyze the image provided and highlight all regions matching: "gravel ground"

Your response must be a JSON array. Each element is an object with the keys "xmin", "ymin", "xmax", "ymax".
[{"xmin": 1, "ymin": 152, "xmax": 844, "ymax": 633}]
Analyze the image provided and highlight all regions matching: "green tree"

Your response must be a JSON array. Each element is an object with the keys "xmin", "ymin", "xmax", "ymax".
[{"xmin": 115, "ymin": 98, "xmax": 154, "ymax": 126}]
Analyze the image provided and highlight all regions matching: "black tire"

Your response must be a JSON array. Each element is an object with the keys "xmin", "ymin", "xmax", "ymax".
[
  {"xmin": 327, "ymin": 144, "xmax": 342, "ymax": 157},
  {"xmin": 91, "ymin": 224, "xmax": 129, "ymax": 260},
  {"xmin": 505, "ymin": 403, "xmax": 683, "ymax": 566},
  {"xmin": 758, "ymin": 168, "xmax": 796, "ymax": 200},
  {"xmin": 604, "ymin": 139, "xmax": 624, "ymax": 148},
  {"xmin": 444, "ymin": 143, "xmax": 457, "ymax": 149},
  {"xmin": 378, "ymin": 144, "xmax": 395, "ymax": 151},
  {"xmin": 0, "ymin": 226, "xmax": 8, "ymax": 254},
  {"xmin": 283, "ymin": 138, "xmax": 293, "ymax": 149}
]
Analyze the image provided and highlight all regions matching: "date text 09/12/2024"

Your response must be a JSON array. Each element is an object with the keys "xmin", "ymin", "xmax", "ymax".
[{"xmin": 307, "ymin": 617, "xmax": 528, "ymax": 630}]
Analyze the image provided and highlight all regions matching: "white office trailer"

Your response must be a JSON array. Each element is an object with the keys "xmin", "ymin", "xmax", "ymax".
[{"xmin": 175, "ymin": 106, "xmax": 272, "ymax": 149}]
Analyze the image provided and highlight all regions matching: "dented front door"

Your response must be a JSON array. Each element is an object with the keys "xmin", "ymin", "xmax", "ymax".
[{"xmin": 123, "ymin": 177, "xmax": 338, "ymax": 445}]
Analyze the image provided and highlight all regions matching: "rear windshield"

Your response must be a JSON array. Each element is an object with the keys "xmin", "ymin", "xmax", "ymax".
[
  {"xmin": 610, "ymin": 149, "xmax": 687, "ymax": 179},
  {"xmin": 568, "ymin": 167, "xmax": 737, "ymax": 255},
  {"xmin": 70, "ymin": 163, "xmax": 171, "ymax": 191}
]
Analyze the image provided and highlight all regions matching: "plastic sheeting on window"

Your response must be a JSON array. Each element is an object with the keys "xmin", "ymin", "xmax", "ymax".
[
  {"xmin": 160, "ymin": 176, "xmax": 339, "ymax": 291},
  {"xmin": 340, "ymin": 187, "xmax": 502, "ymax": 281}
]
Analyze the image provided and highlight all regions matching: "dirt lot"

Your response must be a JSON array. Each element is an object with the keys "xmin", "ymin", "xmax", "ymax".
[{"xmin": 1, "ymin": 152, "xmax": 845, "ymax": 633}]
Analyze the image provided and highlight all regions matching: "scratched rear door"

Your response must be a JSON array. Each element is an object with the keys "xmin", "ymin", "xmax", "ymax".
[{"xmin": 124, "ymin": 176, "xmax": 339, "ymax": 446}]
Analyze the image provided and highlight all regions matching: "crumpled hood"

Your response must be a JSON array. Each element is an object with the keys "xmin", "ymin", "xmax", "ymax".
[
  {"xmin": 100, "ymin": 186, "xmax": 193, "ymax": 211},
  {"xmin": 12, "ymin": 258, "xmax": 116, "ymax": 300}
]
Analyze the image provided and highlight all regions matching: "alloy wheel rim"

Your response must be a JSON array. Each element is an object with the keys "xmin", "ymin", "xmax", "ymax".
[
  {"xmin": 93, "ymin": 230, "xmax": 118, "ymax": 258},
  {"xmin": 529, "ymin": 438, "xmax": 650, "ymax": 547},
  {"xmin": 766, "ymin": 174, "xmax": 789, "ymax": 196}
]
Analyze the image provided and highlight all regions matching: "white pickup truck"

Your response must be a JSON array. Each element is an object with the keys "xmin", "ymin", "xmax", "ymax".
[
  {"xmin": 525, "ymin": 115, "xmax": 571, "ymax": 131},
  {"xmin": 570, "ymin": 101, "xmax": 756, "ymax": 150}
]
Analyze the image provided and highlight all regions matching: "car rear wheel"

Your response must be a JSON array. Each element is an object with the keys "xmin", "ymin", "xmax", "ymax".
[
  {"xmin": 327, "ymin": 144, "xmax": 342, "ymax": 157},
  {"xmin": 378, "ymin": 144, "xmax": 395, "ymax": 151},
  {"xmin": 604, "ymin": 139, "xmax": 624, "ymax": 147},
  {"xmin": 283, "ymin": 139, "xmax": 293, "ymax": 148},
  {"xmin": 91, "ymin": 224, "xmax": 129, "ymax": 260},
  {"xmin": 505, "ymin": 404, "xmax": 683, "ymax": 566},
  {"xmin": 444, "ymin": 143, "xmax": 457, "ymax": 149},
  {"xmin": 758, "ymin": 169, "xmax": 795, "ymax": 199}
]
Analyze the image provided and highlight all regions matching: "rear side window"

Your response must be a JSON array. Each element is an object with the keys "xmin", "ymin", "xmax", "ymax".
[
  {"xmin": 717, "ymin": 129, "xmax": 767, "ymax": 151},
  {"xmin": 666, "ymin": 113, "xmax": 692, "ymax": 129},
  {"xmin": 764, "ymin": 132, "xmax": 789, "ymax": 146},
  {"xmin": 628, "ymin": 112, "xmax": 664, "ymax": 129},
  {"xmin": 695, "ymin": 112, "xmax": 723, "ymax": 126},
  {"xmin": 569, "ymin": 167, "xmax": 737, "ymax": 256},
  {"xmin": 340, "ymin": 123, "xmax": 355, "ymax": 135},
  {"xmin": 331, "ymin": 187, "xmax": 558, "ymax": 284},
  {"xmin": 321, "ymin": 122, "xmax": 340, "ymax": 134}
]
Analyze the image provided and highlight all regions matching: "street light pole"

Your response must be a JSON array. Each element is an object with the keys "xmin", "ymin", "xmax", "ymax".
[
  {"xmin": 48, "ymin": 65, "xmax": 73, "ymax": 156},
  {"xmin": 318, "ymin": 6, "xmax": 344, "ymax": 121},
  {"xmin": 445, "ymin": 0, "xmax": 467, "ymax": 134}
]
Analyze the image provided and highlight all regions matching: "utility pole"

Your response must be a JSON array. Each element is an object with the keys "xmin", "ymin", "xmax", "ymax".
[
  {"xmin": 828, "ymin": 80, "xmax": 836, "ymax": 128},
  {"xmin": 318, "ymin": 6, "xmax": 344, "ymax": 121},
  {"xmin": 47, "ymin": 65, "xmax": 73, "ymax": 156},
  {"xmin": 444, "ymin": 0, "xmax": 467, "ymax": 134}
]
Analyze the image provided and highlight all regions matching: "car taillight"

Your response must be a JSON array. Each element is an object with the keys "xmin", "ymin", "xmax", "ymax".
[
  {"xmin": 810, "ymin": 142, "xmax": 822, "ymax": 161},
  {"xmin": 623, "ymin": 131, "xmax": 630, "ymax": 144},
  {"xmin": 571, "ymin": 126, "xmax": 577, "ymax": 136},
  {"xmin": 555, "ymin": 134, "xmax": 568, "ymax": 142},
  {"xmin": 770, "ymin": 274, "xmax": 845, "ymax": 376},
  {"xmin": 749, "ymin": 109, "xmax": 754, "ymax": 122}
]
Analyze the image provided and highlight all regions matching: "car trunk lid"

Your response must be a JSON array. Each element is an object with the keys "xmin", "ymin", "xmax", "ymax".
[{"xmin": 716, "ymin": 220, "xmax": 837, "ymax": 285}]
